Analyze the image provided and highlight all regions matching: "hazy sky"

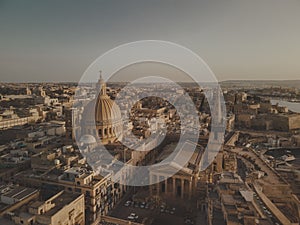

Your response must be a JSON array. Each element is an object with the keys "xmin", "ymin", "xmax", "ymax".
[{"xmin": 0, "ymin": 0, "xmax": 300, "ymax": 82}]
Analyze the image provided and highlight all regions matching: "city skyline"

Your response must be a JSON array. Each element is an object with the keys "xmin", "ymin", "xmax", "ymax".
[
  {"xmin": 0, "ymin": 79, "xmax": 300, "ymax": 225},
  {"xmin": 1, "ymin": 1, "xmax": 300, "ymax": 225}
]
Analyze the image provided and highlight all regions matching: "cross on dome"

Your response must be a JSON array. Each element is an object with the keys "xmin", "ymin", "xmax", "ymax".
[{"xmin": 99, "ymin": 70, "xmax": 103, "ymax": 80}]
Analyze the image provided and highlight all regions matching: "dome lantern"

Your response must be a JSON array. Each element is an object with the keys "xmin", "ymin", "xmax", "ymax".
[{"xmin": 97, "ymin": 70, "xmax": 107, "ymax": 96}]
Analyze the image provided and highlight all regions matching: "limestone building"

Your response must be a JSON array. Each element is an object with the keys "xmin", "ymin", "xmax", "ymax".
[
  {"xmin": 2, "ymin": 191, "xmax": 85, "ymax": 225},
  {"xmin": 149, "ymin": 142, "xmax": 204, "ymax": 200}
]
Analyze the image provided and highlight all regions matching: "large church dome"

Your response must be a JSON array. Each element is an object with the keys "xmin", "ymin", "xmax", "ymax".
[
  {"xmin": 82, "ymin": 72, "xmax": 122, "ymax": 144},
  {"xmin": 95, "ymin": 94, "xmax": 122, "ymax": 127}
]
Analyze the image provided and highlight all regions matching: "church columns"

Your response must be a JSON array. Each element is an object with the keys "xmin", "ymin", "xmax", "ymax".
[
  {"xmin": 156, "ymin": 175, "xmax": 160, "ymax": 195},
  {"xmin": 149, "ymin": 174, "xmax": 153, "ymax": 195},
  {"xmin": 98, "ymin": 126, "xmax": 116, "ymax": 139},
  {"xmin": 165, "ymin": 178, "xmax": 168, "ymax": 194},
  {"xmin": 106, "ymin": 127, "xmax": 110, "ymax": 137},
  {"xmin": 148, "ymin": 173, "xmax": 195, "ymax": 199},
  {"xmin": 189, "ymin": 180, "xmax": 192, "ymax": 200},
  {"xmin": 110, "ymin": 126, "xmax": 113, "ymax": 137},
  {"xmin": 181, "ymin": 179, "xmax": 184, "ymax": 199},
  {"xmin": 173, "ymin": 178, "xmax": 176, "ymax": 196}
]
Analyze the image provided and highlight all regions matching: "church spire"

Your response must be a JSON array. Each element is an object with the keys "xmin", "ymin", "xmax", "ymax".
[
  {"xmin": 99, "ymin": 70, "xmax": 103, "ymax": 81},
  {"xmin": 97, "ymin": 70, "xmax": 107, "ymax": 96}
]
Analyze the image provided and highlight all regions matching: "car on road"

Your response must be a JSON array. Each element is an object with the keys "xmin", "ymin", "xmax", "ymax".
[
  {"xmin": 140, "ymin": 202, "xmax": 146, "ymax": 209},
  {"xmin": 184, "ymin": 218, "xmax": 194, "ymax": 224},
  {"xmin": 160, "ymin": 204, "xmax": 165, "ymax": 212},
  {"xmin": 170, "ymin": 207, "xmax": 176, "ymax": 214},
  {"xmin": 124, "ymin": 200, "xmax": 131, "ymax": 207},
  {"xmin": 128, "ymin": 213, "xmax": 138, "ymax": 221}
]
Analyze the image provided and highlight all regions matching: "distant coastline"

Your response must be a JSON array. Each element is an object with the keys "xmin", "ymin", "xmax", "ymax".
[{"xmin": 271, "ymin": 99, "xmax": 300, "ymax": 113}]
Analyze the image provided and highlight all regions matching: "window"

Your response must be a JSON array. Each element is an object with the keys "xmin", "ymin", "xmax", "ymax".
[{"xmin": 69, "ymin": 209, "xmax": 75, "ymax": 220}]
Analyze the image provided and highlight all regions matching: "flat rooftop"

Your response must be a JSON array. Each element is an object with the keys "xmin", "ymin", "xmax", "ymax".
[{"xmin": 43, "ymin": 192, "xmax": 82, "ymax": 217}]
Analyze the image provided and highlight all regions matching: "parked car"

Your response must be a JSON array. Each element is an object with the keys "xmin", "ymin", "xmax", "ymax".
[
  {"xmin": 170, "ymin": 207, "xmax": 175, "ymax": 214},
  {"xmin": 184, "ymin": 218, "xmax": 194, "ymax": 224},
  {"xmin": 140, "ymin": 202, "xmax": 146, "ymax": 209},
  {"xmin": 124, "ymin": 200, "xmax": 131, "ymax": 207},
  {"xmin": 128, "ymin": 213, "xmax": 138, "ymax": 221}
]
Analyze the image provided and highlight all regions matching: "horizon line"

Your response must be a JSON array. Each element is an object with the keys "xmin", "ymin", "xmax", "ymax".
[{"xmin": 1, "ymin": 78, "xmax": 300, "ymax": 84}]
